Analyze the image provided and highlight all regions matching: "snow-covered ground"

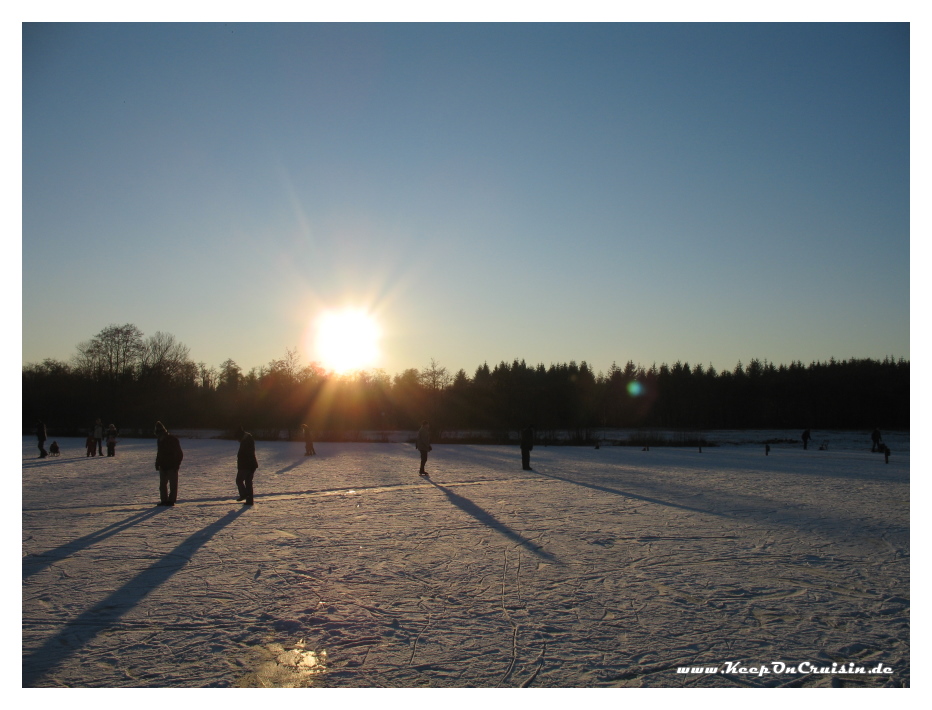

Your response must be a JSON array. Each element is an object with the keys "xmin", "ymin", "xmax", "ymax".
[{"xmin": 22, "ymin": 434, "xmax": 909, "ymax": 688}]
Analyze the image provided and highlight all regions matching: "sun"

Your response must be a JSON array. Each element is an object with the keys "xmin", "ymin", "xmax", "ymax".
[{"xmin": 312, "ymin": 309, "xmax": 381, "ymax": 374}]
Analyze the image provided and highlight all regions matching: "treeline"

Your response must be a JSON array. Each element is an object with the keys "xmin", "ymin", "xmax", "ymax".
[{"xmin": 23, "ymin": 324, "xmax": 909, "ymax": 438}]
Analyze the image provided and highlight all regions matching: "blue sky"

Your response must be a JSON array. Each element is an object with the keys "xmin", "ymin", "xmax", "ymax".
[{"xmin": 21, "ymin": 22, "xmax": 910, "ymax": 378}]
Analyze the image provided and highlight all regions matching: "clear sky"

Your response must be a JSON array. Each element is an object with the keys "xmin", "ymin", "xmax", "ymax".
[{"xmin": 22, "ymin": 22, "xmax": 910, "ymax": 378}]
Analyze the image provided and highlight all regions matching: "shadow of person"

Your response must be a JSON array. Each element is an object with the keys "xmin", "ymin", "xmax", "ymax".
[
  {"xmin": 23, "ymin": 507, "xmax": 248, "ymax": 686},
  {"xmin": 23, "ymin": 508, "xmax": 163, "ymax": 580},
  {"xmin": 428, "ymin": 480, "xmax": 559, "ymax": 564}
]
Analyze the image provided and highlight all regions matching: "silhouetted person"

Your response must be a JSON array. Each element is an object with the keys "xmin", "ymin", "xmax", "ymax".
[
  {"xmin": 881, "ymin": 443, "xmax": 891, "ymax": 464},
  {"xmin": 871, "ymin": 428, "xmax": 882, "ymax": 453},
  {"xmin": 765, "ymin": 444, "xmax": 771, "ymax": 456},
  {"xmin": 235, "ymin": 426, "xmax": 258, "ymax": 505},
  {"xmin": 85, "ymin": 433, "xmax": 96, "ymax": 457},
  {"xmin": 802, "ymin": 429, "xmax": 812, "ymax": 450},
  {"xmin": 302, "ymin": 424, "xmax": 316, "ymax": 456},
  {"xmin": 36, "ymin": 419, "xmax": 47, "ymax": 458},
  {"xmin": 106, "ymin": 424, "xmax": 118, "ymax": 457},
  {"xmin": 416, "ymin": 421, "xmax": 431, "ymax": 476},
  {"xmin": 155, "ymin": 421, "xmax": 184, "ymax": 506},
  {"xmin": 49, "ymin": 441, "xmax": 60, "ymax": 457},
  {"xmin": 93, "ymin": 418, "xmax": 104, "ymax": 456},
  {"xmin": 520, "ymin": 425, "xmax": 535, "ymax": 470}
]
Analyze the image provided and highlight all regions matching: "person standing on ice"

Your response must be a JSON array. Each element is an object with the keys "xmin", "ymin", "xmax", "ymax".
[
  {"xmin": 520, "ymin": 424, "xmax": 535, "ymax": 470},
  {"xmin": 235, "ymin": 426, "xmax": 259, "ymax": 505},
  {"xmin": 416, "ymin": 421, "xmax": 432, "ymax": 476},
  {"xmin": 801, "ymin": 429, "xmax": 812, "ymax": 450},
  {"xmin": 93, "ymin": 418, "xmax": 104, "ymax": 457},
  {"xmin": 36, "ymin": 418, "xmax": 47, "ymax": 458},
  {"xmin": 301, "ymin": 423, "xmax": 316, "ymax": 456},
  {"xmin": 871, "ymin": 428, "xmax": 882, "ymax": 452},
  {"xmin": 154, "ymin": 421, "xmax": 184, "ymax": 506},
  {"xmin": 106, "ymin": 424, "xmax": 118, "ymax": 457}
]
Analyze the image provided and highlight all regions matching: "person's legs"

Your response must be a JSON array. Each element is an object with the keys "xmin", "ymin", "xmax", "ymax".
[
  {"xmin": 243, "ymin": 469, "xmax": 254, "ymax": 503},
  {"xmin": 237, "ymin": 468, "xmax": 255, "ymax": 503},
  {"xmin": 166, "ymin": 469, "xmax": 178, "ymax": 504},
  {"xmin": 419, "ymin": 450, "xmax": 428, "ymax": 472},
  {"xmin": 159, "ymin": 471, "xmax": 170, "ymax": 504}
]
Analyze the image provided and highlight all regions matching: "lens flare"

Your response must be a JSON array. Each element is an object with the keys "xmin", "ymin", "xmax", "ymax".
[{"xmin": 627, "ymin": 381, "xmax": 643, "ymax": 397}]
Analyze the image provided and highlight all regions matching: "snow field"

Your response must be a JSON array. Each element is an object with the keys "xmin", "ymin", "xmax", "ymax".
[{"xmin": 22, "ymin": 436, "xmax": 909, "ymax": 688}]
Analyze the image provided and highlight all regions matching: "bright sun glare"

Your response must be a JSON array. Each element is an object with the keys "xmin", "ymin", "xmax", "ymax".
[{"xmin": 313, "ymin": 309, "xmax": 381, "ymax": 374}]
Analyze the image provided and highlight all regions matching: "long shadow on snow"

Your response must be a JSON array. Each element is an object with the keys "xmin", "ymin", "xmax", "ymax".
[
  {"xmin": 428, "ymin": 480, "xmax": 559, "ymax": 564},
  {"xmin": 272, "ymin": 458, "xmax": 313, "ymax": 475},
  {"xmin": 21, "ymin": 456, "xmax": 88, "ymax": 470},
  {"xmin": 530, "ymin": 469, "xmax": 909, "ymax": 544},
  {"xmin": 629, "ymin": 448, "xmax": 909, "ymax": 484},
  {"xmin": 23, "ymin": 507, "xmax": 163, "ymax": 580},
  {"xmin": 22, "ymin": 507, "xmax": 247, "ymax": 687}
]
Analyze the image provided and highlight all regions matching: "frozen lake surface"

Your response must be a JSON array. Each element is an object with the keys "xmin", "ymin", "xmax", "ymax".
[{"xmin": 22, "ymin": 434, "xmax": 909, "ymax": 688}]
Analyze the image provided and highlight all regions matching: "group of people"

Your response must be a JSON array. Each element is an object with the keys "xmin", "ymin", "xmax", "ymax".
[
  {"xmin": 151, "ymin": 419, "xmax": 528, "ymax": 506},
  {"xmin": 85, "ymin": 419, "xmax": 119, "ymax": 457},
  {"xmin": 35, "ymin": 418, "xmax": 118, "ymax": 458},
  {"xmin": 154, "ymin": 422, "xmax": 258, "ymax": 507},
  {"xmin": 798, "ymin": 428, "xmax": 891, "ymax": 462}
]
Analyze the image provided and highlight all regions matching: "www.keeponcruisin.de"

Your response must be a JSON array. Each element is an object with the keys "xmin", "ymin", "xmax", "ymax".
[{"xmin": 676, "ymin": 661, "xmax": 894, "ymax": 677}]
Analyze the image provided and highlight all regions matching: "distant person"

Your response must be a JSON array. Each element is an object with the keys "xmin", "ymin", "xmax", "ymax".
[
  {"xmin": 94, "ymin": 418, "xmax": 104, "ymax": 457},
  {"xmin": 49, "ymin": 441, "xmax": 60, "ymax": 457},
  {"xmin": 801, "ymin": 429, "xmax": 812, "ymax": 450},
  {"xmin": 235, "ymin": 426, "xmax": 259, "ymax": 505},
  {"xmin": 154, "ymin": 421, "xmax": 184, "ymax": 506},
  {"xmin": 520, "ymin": 424, "xmax": 535, "ymax": 470},
  {"xmin": 106, "ymin": 424, "xmax": 118, "ymax": 457},
  {"xmin": 871, "ymin": 428, "xmax": 882, "ymax": 453},
  {"xmin": 765, "ymin": 444, "xmax": 771, "ymax": 456},
  {"xmin": 881, "ymin": 443, "xmax": 891, "ymax": 464},
  {"xmin": 36, "ymin": 418, "xmax": 47, "ymax": 458},
  {"xmin": 416, "ymin": 421, "xmax": 432, "ymax": 476},
  {"xmin": 85, "ymin": 432, "xmax": 97, "ymax": 457},
  {"xmin": 302, "ymin": 424, "xmax": 316, "ymax": 456}
]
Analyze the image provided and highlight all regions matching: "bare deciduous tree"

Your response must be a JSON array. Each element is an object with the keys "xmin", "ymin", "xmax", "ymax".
[
  {"xmin": 74, "ymin": 324, "xmax": 146, "ymax": 382},
  {"xmin": 142, "ymin": 331, "xmax": 191, "ymax": 380}
]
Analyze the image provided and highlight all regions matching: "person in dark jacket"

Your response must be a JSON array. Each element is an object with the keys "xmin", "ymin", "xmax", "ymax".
[
  {"xmin": 415, "ymin": 421, "xmax": 431, "ymax": 476},
  {"xmin": 36, "ymin": 419, "xmax": 48, "ymax": 458},
  {"xmin": 802, "ymin": 429, "xmax": 812, "ymax": 450},
  {"xmin": 154, "ymin": 421, "xmax": 184, "ymax": 506},
  {"xmin": 520, "ymin": 425, "xmax": 535, "ymax": 470},
  {"xmin": 871, "ymin": 428, "xmax": 882, "ymax": 453},
  {"xmin": 235, "ymin": 426, "xmax": 259, "ymax": 505},
  {"xmin": 106, "ymin": 424, "xmax": 118, "ymax": 457},
  {"xmin": 94, "ymin": 418, "xmax": 104, "ymax": 457}
]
